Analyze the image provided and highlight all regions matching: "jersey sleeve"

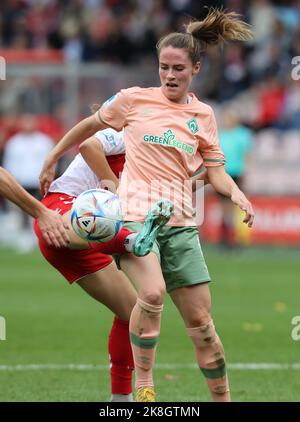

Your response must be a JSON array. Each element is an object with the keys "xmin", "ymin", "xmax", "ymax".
[
  {"xmin": 97, "ymin": 88, "xmax": 135, "ymax": 131},
  {"xmin": 94, "ymin": 128, "xmax": 125, "ymax": 155},
  {"xmin": 198, "ymin": 108, "xmax": 226, "ymax": 167}
]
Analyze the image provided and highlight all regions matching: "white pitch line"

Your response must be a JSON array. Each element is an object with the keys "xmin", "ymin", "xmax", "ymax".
[{"xmin": 0, "ymin": 363, "xmax": 300, "ymax": 371}]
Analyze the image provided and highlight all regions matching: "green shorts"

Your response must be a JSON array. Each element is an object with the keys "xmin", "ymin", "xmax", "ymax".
[{"xmin": 117, "ymin": 223, "xmax": 211, "ymax": 293}]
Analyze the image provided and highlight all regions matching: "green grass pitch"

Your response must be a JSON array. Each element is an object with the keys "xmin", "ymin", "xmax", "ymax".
[{"xmin": 0, "ymin": 245, "xmax": 300, "ymax": 402}]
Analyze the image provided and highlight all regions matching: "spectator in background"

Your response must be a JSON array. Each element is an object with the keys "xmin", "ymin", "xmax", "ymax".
[
  {"xmin": 255, "ymin": 74, "xmax": 285, "ymax": 129},
  {"xmin": 3, "ymin": 113, "xmax": 54, "ymax": 234},
  {"xmin": 218, "ymin": 109, "xmax": 253, "ymax": 248},
  {"xmin": 0, "ymin": 113, "xmax": 19, "ymax": 168},
  {"xmin": 279, "ymin": 79, "xmax": 300, "ymax": 130},
  {"xmin": 0, "ymin": 113, "xmax": 19, "ymax": 213},
  {"xmin": 248, "ymin": 0, "xmax": 276, "ymax": 47},
  {"xmin": 219, "ymin": 43, "xmax": 250, "ymax": 101}
]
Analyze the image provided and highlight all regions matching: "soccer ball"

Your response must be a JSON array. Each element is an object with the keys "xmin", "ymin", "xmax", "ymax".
[{"xmin": 70, "ymin": 189, "xmax": 123, "ymax": 243}]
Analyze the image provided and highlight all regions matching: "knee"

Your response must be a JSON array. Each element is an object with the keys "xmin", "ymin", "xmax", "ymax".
[
  {"xmin": 187, "ymin": 319, "xmax": 219, "ymax": 349},
  {"xmin": 186, "ymin": 308, "xmax": 212, "ymax": 328},
  {"xmin": 140, "ymin": 287, "xmax": 165, "ymax": 306}
]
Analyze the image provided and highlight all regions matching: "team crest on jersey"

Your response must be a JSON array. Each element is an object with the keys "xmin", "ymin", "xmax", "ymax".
[
  {"xmin": 187, "ymin": 118, "xmax": 199, "ymax": 134},
  {"xmin": 102, "ymin": 94, "xmax": 117, "ymax": 109}
]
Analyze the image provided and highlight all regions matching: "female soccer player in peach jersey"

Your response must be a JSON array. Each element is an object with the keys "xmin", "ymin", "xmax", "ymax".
[{"xmin": 40, "ymin": 9, "xmax": 254, "ymax": 402}]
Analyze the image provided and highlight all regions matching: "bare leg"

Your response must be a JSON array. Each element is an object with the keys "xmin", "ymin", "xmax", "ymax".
[
  {"xmin": 76, "ymin": 261, "xmax": 136, "ymax": 321},
  {"xmin": 77, "ymin": 262, "xmax": 137, "ymax": 400},
  {"xmin": 170, "ymin": 283, "xmax": 230, "ymax": 402},
  {"xmin": 119, "ymin": 253, "xmax": 165, "ymax": 400}
]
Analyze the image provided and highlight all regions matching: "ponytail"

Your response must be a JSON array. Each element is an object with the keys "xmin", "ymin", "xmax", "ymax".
[
  {"xmin": 157, "ymin": 8, "xmax": 253, "ymax": 64},
  {"xmin": 186, "ymin": 8, "xmax": 253, "ymax": 45}
]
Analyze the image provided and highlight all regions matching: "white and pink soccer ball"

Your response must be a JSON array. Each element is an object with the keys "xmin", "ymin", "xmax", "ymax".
[{"xmin": 71, "ymin": 189, "xmax": 123, "ymax": 243}]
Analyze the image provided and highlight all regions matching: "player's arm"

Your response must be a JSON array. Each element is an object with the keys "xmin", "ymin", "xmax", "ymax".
[
  {"xmin": 207, "ymin": 165, "xmax": 254, "ymax": 227},
  {"xmin": 40, "ymin": 115, "xmax": 108, "ymax": 195},
  {"xmin": 0, "ymin": 167, "xmax": 69, "ymax": 247},
  {"xmin": 79, "ymin": 136, "xmax": 119, "ymax": 191}
]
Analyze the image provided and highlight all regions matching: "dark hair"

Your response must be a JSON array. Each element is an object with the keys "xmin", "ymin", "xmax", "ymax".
[{"xmin": 156, "ymin": 8, "xmax": 253, "ymax": 65}]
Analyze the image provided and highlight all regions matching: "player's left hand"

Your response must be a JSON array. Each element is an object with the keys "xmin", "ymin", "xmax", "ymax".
[{"xmin": 231, "ymin": 188, "xmax": 254, "ymax": 228}]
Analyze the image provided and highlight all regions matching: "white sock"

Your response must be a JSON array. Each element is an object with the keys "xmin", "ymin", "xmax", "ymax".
[
  {"xmin": 124, "ymin": 233, "xmax": 138, "ymax": 252},
  {"xmin": 110, "ymin": 393, "xmax": 134, "ymax": 402}
]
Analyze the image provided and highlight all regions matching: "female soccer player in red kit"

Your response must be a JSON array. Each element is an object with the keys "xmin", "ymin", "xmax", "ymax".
[{"xmin": 35, "ymin": 128, "xmax": 172, "ymax": 401}]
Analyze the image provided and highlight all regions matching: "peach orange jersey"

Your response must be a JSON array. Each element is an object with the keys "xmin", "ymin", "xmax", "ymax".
[{"xmin": 98, "ymin": 86, "xmax": 225, "ymax": 226}]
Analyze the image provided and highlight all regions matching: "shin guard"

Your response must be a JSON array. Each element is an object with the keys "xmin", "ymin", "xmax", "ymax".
[
  {"xmin": 129, "ymin": 298, "xmax": 163, "ymax": 390},
  {"xmin": 187, "ymin": 321, "xmax": 230, "ymax": 400}
]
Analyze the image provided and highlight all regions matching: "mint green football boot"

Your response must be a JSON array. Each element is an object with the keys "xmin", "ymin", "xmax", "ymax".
[{"xmin": 133, "ymin": 199, "xmax": 174, "ymax": 257}]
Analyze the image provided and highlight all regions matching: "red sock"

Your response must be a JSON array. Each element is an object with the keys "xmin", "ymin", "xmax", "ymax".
[
  {"xmin": 89, "ymin": 228, "xmax": 133, "ymax": 254},
  {"xmin": 108, "ymin": 317, "xmax": 134, "ymax": 394}
]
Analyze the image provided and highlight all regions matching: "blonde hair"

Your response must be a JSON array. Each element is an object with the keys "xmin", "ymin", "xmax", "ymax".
[{"xmin": 156, "ymin": 8, "xmax": 253, "ymax": 64}]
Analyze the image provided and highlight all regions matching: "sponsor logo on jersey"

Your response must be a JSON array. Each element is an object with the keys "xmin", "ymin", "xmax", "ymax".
[{"xmin": 143, "ymin": 129, "xmax": 195, "ymax": 156}]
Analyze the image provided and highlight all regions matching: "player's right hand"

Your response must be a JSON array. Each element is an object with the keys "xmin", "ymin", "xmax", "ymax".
[{"xmin": 37, "ymin": 208, "xmax": 70, "ymax": 248}]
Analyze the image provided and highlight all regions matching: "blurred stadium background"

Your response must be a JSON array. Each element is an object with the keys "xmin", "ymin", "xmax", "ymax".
[{"xmin": 0, "ymin": 0, "xmax": 300, "ymax": 402}]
